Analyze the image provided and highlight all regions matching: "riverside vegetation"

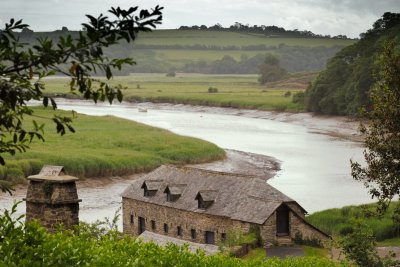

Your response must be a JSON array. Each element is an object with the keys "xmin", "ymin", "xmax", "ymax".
[
  {"xmin": 307, "ymin": 202, "xmax": 400, "ymax": 244},
  {"xmin": 0, "ymin": 108, "xmax": 225, "ymax": 184},
  {"xmin": 40, "ymin": 73, "xmax": 315, "ymax": 112},
  {"xmin": 0, "ymin": 203, "xmax": 349, "ymax": 267},
  {"xmin": 305, "ymin": 12, "xmax": 400, "ymax": 115}
]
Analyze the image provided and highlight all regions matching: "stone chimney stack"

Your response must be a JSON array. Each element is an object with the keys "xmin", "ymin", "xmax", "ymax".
[{"xmin": 25, "ymin": 165, "xmax": 81, "ymax": 231}]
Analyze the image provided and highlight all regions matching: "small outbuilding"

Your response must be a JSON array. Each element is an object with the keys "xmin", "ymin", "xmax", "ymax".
[{"xmin": 122, "ymin": 165, "xmax": 328, "ymax": 247}]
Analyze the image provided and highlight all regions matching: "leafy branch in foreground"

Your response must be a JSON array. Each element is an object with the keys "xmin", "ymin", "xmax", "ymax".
[{"xmin": 0, "ymin": 5, "xmax": 163, "ymax": 193}]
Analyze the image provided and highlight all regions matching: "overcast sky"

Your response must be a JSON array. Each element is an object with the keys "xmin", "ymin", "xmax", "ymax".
[{"xmin": 0, "ymin": 0, "xmax": 399, "ymax": 38}]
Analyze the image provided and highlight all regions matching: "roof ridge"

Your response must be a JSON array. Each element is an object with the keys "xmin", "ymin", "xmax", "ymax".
[{"xmin": 162, "ymin": 164, "xmax": 261, "ymax": 179}]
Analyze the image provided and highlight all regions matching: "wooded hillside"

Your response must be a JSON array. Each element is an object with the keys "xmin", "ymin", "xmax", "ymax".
[{"xmin": 305, "ymin": 12, "xmax": 400, "ymax": 115}]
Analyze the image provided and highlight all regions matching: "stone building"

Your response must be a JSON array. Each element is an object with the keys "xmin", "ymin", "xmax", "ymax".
[
  {"xmin": 25, "ymin": 165, "xmax": 81, "ymax": 231},
  {"xmin": 122, "ymin": 165, "xmax": 329, "ymax": 247}
]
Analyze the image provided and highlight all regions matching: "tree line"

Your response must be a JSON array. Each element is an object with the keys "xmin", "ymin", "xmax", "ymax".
[
  {"xmin": 305, "ymin": 12, "xmax": 400, "ymax": 115},
  {"xmin": 178, "ymin": 22, "xmax": 351, "ymax": 39}
]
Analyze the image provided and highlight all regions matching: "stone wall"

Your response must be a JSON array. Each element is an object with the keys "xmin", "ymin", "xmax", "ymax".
[
  {"xmin": 260, "ymin": 213, "xmax": 276, "ymax": 246},
  {"xmin": 260, "ymin": 207, "xmax": 328, "ymax": 246},
  {"xmin": 289, "ymin": 212, "xmax": 329, "ymax": 245},
  {"xmin": 123, "ymin": 198, "xmax": 251, "ymax": 245},
  {"xmin": 26, "ymin": 180, "xmax": 79, "ymax": 231},
  {"xmin": 123, "ymin": 198, "xmax": 328, "ymax": 247}
]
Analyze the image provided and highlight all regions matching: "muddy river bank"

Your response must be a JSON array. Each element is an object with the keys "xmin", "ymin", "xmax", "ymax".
[{"xmin": 1, "ymin": 100, "xmax": 371, "ymax": 225}]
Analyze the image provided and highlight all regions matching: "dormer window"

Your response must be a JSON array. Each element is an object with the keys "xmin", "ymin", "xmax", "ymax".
[
  {"xmin": 164, "ymin": 184, "xmax": 186, "ymax": 202},
  {"xmin": 195, "ymin": 190, "xmax": 218, "ymax": 210},
  {"xmin": 141, "ymin": 180, "xmax": 163, "ymax": 197}
]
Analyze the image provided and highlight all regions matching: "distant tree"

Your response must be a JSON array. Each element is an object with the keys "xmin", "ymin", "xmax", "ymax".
[
  {"xmin": 199, "ymin": 25, "xmax": 207, "ymax": 30},
  {"xmin": 258, "ymin": 54, "xmax": 287, "ymax": 84},
  {"xmin": 351, "ymin": 41, "xmax": 400, "ymax": 213},
  {"xmin": 0, "ymin": 5, "xmax": 163, "ymax": 193},
  {"xmin": 61, "ymin": 26, "xmax": 69, "ymax": 32}
]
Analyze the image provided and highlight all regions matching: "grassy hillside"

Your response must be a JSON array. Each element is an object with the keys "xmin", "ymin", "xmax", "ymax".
[
  {"xmin": 43, "ymin": 73, "xmax": 315, "ymax": 111},
  {"xmin": 0, "ymin": 108, "xmax": 225, "ymax": 183},
  {"xmin": 24, "ymin": 29, "xmax": 355, "ymax": 74},
  {"xmin": 307, "ymin": 202, "xmax": 400, "ymax": 242}
]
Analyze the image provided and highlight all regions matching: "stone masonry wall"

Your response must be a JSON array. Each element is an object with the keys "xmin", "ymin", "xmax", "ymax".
[
  {"xmin": 260, "ymin": 212, "xmax": 276, "ymax": 245},
  {"xmin": 123, "ymin": 198, "xmax": 251, "ymax": 244},
  {"xmin": 26, "ymin": 180, "xmax": 79, "ymax": 231},
  {"xmin": 261, "ymin": 208, "xmax": 328, "ymax": 246},
  {"xmin": 289, "ymin": 212, "xmax": 329, "ymax": 245}
]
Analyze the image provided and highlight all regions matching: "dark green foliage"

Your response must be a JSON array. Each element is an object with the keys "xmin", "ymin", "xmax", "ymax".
[
  {"xmin": 339, "ymin": 220, "xmax": 382, "ymax": 267},
  {"xmin": 178, "ymin": 22, "xmax": 351, "ymax": 39},
  {"xmin": 307, "ymin": 202, "xmax": 400, "ymax": 241},
  {"xmin": 292, "ymin": 91, "xmax": 305, "ymax": 104},
  {"xmin": 305, "ymin": 12, "xmax": 400, "ymax": 115},
  {"xmin": 350, "ymin": 40, "xmax": 400, "ymax": 213},
  {"xmin": 283, "ymin": 91, "xmax": 291, "ymax": 97},
  {"xmin": 166, "ymin": 71, "xmax": 176, "ymax": 77},
  {"xmin": 0, "ymin": 203, "xmax": 348, "ymax": 267},
  {"xmin": 258, "ymin": 54, "xmax": 287, "ymax": 84},
  {"xmin": 208, "ymin": 87, "xmax": 218, "ymax": 93},
  {"xmin": 0, "ymin": 6, "xmax": 163, "ymax": 193}
]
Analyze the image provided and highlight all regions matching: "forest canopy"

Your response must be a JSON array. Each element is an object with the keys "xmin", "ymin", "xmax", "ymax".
[{"xmin": 305, "ymin": 12, "xmax": 400, "ymax": 116}]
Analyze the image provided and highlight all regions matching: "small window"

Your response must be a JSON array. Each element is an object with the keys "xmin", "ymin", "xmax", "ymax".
[
  {"xmin": 191, "ymin": 229, "xmax": 196, "ymax": 240},
  {"xmin": 221, "ymin": 233, "xmax": 227, "ymax": 241},
  {"xmin": 205, "ymin": 231, "xmax": 215, "ymax": 244},
  {"xmin": 177, "ymin": 226, "xmax": 183, "ymax": 236},
  {"xmin": 164, "ymin": 223, "xmax": 169, "ymax": 233},
  {"xmin": 198, "ymin": 199, "xmax": 205, "ymax": 209},
  {"xmin": 151, "ymin": 220, "xmax": 156, "ymax": 230},
  {"xmin": 130, "ymin": 214, "xmax": 134, "ymax": 224}
]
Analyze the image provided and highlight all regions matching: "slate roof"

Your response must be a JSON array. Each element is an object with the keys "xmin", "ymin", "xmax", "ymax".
[{"xmin": 122, "ymin": 165, "xmax": 302, "ymax": 225}]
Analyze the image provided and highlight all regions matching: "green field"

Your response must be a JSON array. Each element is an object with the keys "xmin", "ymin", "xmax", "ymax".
[
  {"xmin": 0, "ymin": 108, "xmax": 225, "ymax": 182},
  {"xmin": 307, "ymin": 202, "xmax": 400, "ymax": 243},
  {"xmin": 135, "ymin": 30, "xmax": 356, "ymax": 47},
  {"xmin": 44, "ymin": 73, "xmax": 313, "ymax": 111}
]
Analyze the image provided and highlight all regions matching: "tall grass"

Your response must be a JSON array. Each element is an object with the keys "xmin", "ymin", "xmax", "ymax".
[
  {"xmin": 0, "ymin": 108, "xmax": 225, "ymax": 182},
  {"xmin": 307, "ymin": 202, "xmax": 400, "ymax": 241}
]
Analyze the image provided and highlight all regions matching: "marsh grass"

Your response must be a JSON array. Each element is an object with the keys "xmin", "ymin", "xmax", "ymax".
[
  {"xmin": 43, "ymin": 74, "xmax": 309, "ymax": 112},
  {"xmin": 307, "ymin": 202, "xmax": 400, "ymax": 241},
  {"xmin": 0, "ymin": 108, "xmax": 225, "ymax": 182}
]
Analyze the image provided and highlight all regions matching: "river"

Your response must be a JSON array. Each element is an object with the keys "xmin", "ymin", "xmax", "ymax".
[{"xmin": 0, "ymin": 100, "xmax": 372, "ymax": 224}]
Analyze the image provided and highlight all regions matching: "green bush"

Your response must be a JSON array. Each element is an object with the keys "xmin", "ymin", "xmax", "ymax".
[
  {"xmin": 0, "ymin": 203, "xmax": 349, "ymax": 267},
  {"xmin": 292, "ymin": 91, "xmax": 305, "ymax": 104},
  {"xmin": 208, "ymin": 87, "xmax": 218, "ymax": 93},
  {"xmin": 283, "ymin": 91, "xmax": 291, "ymax": 97},
  {"xmin": 166, "ymin": 71, "xmax": 176, "ymax": 77}
]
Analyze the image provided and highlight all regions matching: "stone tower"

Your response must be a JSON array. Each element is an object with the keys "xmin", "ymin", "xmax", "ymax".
[{"xmin": 25, "ymin": 165, "xmax": 81, "ymax": 231}]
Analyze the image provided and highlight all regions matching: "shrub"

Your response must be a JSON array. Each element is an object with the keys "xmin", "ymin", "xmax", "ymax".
[
  {"xmin": 0, "ymin": 203, "xmax": 348, "ymax": 267},
  {"xmin": 293, "ymin": 232, "xmax": 323, "ymax": 247},
  {"xmin": 292, "ymin": 91, "xmax": 305, "ymax": 104},
  {"xmin": 283, "ymin": 91, "xmax": 291, "ymax": 97},
  {"xmin": 208, "ymin": 87, "xmax": 218, "ymax": 93},
  {"xmin": 166, "ymin": 71, "xmax": 176, "ymax": 77}
]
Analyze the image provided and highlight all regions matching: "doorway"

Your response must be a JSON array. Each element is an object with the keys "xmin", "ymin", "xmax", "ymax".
[
  {"xmin": 138, "ymin": 216, "xmax": 146, "ymax": 234},
  {"xmin": 276, "ymin": 206, "xmax": 289, "ymax": 236}
]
